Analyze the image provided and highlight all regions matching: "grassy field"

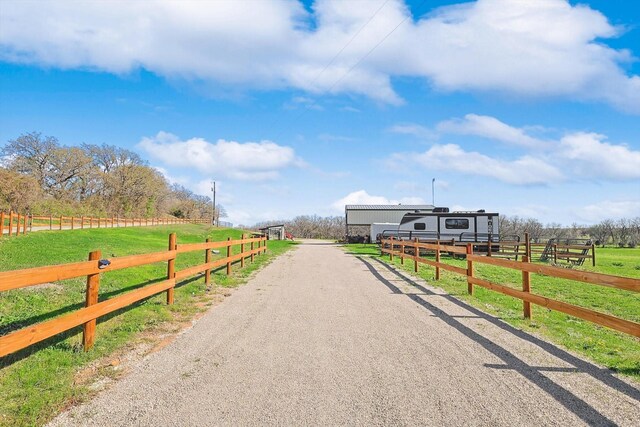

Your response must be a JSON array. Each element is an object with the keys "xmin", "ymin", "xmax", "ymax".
[
  {"xmin": 0, "ymin": 225, "xmax": 296, "ymax": 427},
  {"xmin": 345, "ymin": 243, "xmax": 640, "ymax": 381}
]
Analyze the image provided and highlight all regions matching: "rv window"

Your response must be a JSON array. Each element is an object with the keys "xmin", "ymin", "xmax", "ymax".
[
  {"xmin": 413, "ymin": 222, "xmax": 426, "ymax": 230},
  {"xmin": 445, "ymin": 219, "xmax": 469, "ymax": 229}
]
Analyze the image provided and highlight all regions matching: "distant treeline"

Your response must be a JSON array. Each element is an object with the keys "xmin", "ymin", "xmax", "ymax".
[
  {"xmin": 253, "ymin": 215, "xmax": 349, "ymax": 240},
  {"xmin": 500, "ymin": 215, "xmax": 640, "ymax": 247},
  {"xmin": 253, "ymin": 214, "xmax": 640, "ymax": 247},
  {"xmin": 1, "ymin": 132, "xmax": 224, "ymax": 220}
]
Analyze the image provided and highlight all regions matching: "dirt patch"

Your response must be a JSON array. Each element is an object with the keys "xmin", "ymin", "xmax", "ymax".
[{"xmin": 24, "ymin": 282, "xmax": 64, "ymax": 291}]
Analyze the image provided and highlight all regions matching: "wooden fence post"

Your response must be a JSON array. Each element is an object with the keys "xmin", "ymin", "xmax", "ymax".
[
  {"xmin": 466, "ymin": 243, "xmax": 474, "ymax": 295},
  {"xmin": 400, "ymin": 241, "xmax": 405, "ymax": 265},
  {"xmin": 71, "ymin": 216, "xmax": 75, "ymax": 230},
  {"xmin": 522, "ymin": 254, "xmax": 532, "ymax": 319},
  {"xmin": 389, "ymin": 237, "xmax": 394, "ymax": 261},
  {"xmin": 414, "ymin": 238, "xmax": 419, "ymax": 273},
  {"xmin": 204, "ymin": 237, "xmax": 211, "ymax": 289},
  {"xmin": 0, "ymin": 211, "xmax": 4, "ymax": 236},
  {"xmin": 17, "ymin": 213, "xmax": 21, "ymax": 236},
  {"xmin": 264, "ymin": 236, "xmax": 267, "ymax": 253},
  {"xmin": 83, "ymin": 250, "xmax": 101, "ymax": 351},
  {"xmin": 241, "ymin": 234, "xmax": 245, "ymax": 268},
  {"xmin": 59, "ymin": 215, "xmax": 63, "ymax": 231},
  {"xmin": 591, "ymin": 243, "xmax": 596, "ymax": 267},
  {"xmin": 435, "ymin": 240, "xmax": 441, "ymax": 280},
  {"xmin": 251, "ymin": 239, "xmax": 255, "ymax": 263},
  {"xmin": 226, "ymin": 237, "xmax": 232, "ymax": 275},
  {"xmin": 553, "ymin": 244, "xmax": 557, "ymax": 263},
  {"xmin": 167, "ymin": 233, "xmax": 176, "ymax": 305}
]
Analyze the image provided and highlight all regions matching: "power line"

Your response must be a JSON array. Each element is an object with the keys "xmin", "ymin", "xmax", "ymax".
[
  {"xmin": 327, "ymin": 0, "xmax": 429, "ymax": 94},
  {"xmin": 268, "ymin": 1, "xmax": 429, "ymax": 142},
  {"xmin": 265, "ymin": 0, "xmax": 392, "ymax": 141},
  {"xmin": 307, "ymin": 0, "xmax": 391, "ymax": 92}
]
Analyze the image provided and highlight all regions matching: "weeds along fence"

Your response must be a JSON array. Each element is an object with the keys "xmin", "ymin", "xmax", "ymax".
[
  {"xmin": 0, "ymin": 233, "xmax": 267, "ymax": 358},
  {"xmin": 0, "ymin": 211, "xmax": 209, "ymax": 237},
  {"xmin": 380, "ymin": 237, "xmax": 639, "ymax": 338}
]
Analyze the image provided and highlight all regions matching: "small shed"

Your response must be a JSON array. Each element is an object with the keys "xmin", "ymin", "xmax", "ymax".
[{"xmin": 259, "ymin": 224, "xmax": 286, "ymax": 240}]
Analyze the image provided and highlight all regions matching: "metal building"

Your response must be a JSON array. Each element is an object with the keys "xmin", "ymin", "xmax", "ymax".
[
  {"xmin": 344, "ymin": 204, "xmax": 434, "ymax": 237},
  {"xmin": 259, "ymin": 224, "xmax": 286, "ymax": 240}
]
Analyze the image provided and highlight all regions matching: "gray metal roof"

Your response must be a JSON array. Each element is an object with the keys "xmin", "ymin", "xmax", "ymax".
[{"xmin": 345, "ymin": 204, "xmax": 434, "ymax": 211}]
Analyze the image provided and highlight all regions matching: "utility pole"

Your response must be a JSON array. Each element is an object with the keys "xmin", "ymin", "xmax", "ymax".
[
  {"xmin": 211, "ymin": 180, "xmax": 216, "ymax": 226},
  {"xmin": 432, "ymin": 178, "xmax": 435, "ymax": 206}
]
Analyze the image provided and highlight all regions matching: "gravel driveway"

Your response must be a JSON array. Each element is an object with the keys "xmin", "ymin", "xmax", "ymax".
[{"xmin": 49, "ymin": 240, "xmax": 640, "ymax": 426}]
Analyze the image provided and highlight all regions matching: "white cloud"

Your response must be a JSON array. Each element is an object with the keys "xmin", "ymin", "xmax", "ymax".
[
  {"xmin": 391, "ymin": 114, "xmax": 640, "ymax": 185},
  {"xmin": 331, "ymin": 190, "xmax": 426, "ymax": 212},
  {"xmin": 1, "ymin": 0, "xmax": 639, "ymax": 112},
  {"xmin": 392, "ymin": 144, "xmax": 563, "ymax": 185},
  {"xmin": 578, "ymin": 200, "xmax": 640, "ymax": 223},
  {"xmin": 558, "ymin": 132, "xmax": 640, "ymax": 180},
  {"xmin": 152, "ymin": 166, "xmax": 189, "ymax": 186},
  {"xmin": 389, "ymin": 123, "xmax": 438, "ymax": 140},
  {"xmin": 437, "ymin": 114, "xmax": 547, "ymax": 148},
  {"xmin": 137, "ymin": 131, "xmax": 302, "ymax": 181}
]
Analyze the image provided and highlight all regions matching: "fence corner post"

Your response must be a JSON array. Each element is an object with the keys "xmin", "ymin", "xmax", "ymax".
[
  {"xmin": 83, "ymin": 250, "xmax": 101, "ymax": 351},
  {"xmin": 167, "ymin": 233, "xmax": 177, "ymax": 304},
  {"xmin": 241, "ymin": 234, "xmax": 246, "ymax": 268},
  {"xmin": 204, "ymin": 237, "xmax": 211, "ymax": 289},
  {"xmin": 466, "ymin": 243, "xmax": 474, "ymax": 295},
  {"xmin": 226, "ymin": 237, "xmax": 232, "ymax": 275},
  {"xmin": 435, "ymin": 240, "xmax": 441, "ymax": 280},
  {"xmin": 522, "ymin": 254, "xmax": 532, "ymax": 319},
  {"xmin": 251, "ymin": 238, "xmax": 255, "ymax": 263}
]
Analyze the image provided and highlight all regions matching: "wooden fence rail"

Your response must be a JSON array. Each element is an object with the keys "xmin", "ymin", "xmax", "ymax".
[
  {"xmin": 0, "ymin": 233, "xmax": 267, "ymax": 358},
  {"xmin": 380, "ymin": 238, "xmax": 639, "ymax": 338},
  {"xmin": 1, "ymin": 211, "xmax": 210, "ymax": 237}
]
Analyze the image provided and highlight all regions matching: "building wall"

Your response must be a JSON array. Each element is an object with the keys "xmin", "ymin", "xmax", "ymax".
[{"xmin": 345, "ymin": 206, "xmax": 434, "ymax": 226}]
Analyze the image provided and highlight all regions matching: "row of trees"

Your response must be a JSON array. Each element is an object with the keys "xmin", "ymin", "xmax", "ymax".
[
  {"xmin": 253, "ymin": 214, "xmax": 640, "ymax": 247},
  {"xmin": 253, "ymin": 215, "xmax": 348, "ymax": 240},
  {"xmin": 500, "ymin": 215, "xmax": 640, "ymax": 247},
  {"xmin": 1, "ymin": 132, "xmax": 224, "ymax": 220}
]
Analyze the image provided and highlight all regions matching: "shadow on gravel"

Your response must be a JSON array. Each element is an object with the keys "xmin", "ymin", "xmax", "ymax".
[{"xmin": 357, "ymin": 256, "xmax": 640, "ymax": 427}]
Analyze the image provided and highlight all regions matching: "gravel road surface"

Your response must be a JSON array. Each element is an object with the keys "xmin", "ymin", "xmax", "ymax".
[{"xmin": 49, "ymin": 240, "xmax": 640, "ymax": 426}]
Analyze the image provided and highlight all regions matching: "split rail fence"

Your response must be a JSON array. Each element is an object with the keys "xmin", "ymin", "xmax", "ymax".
[
  {"xmin": 380, "ymin": 237, "xmax": 639, "ymax": 338},
  {"xmin": 0, "ymin": 211, "xmax": 209, "ymax": 237},
  {"xmin": 0, "ymin": 233, "xmax": 267, "ymax": 358}
]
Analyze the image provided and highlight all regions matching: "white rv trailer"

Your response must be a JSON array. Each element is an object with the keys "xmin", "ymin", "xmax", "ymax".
[{"xmin": 387, "ymin": 208, "xmax": 499, "ymax": 243}]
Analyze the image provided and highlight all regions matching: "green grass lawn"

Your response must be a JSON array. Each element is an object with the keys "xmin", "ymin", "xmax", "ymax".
[
  {"xmin": 346, "ymin": 244, "xmax": 640, "ymax": 381},
  {"xmin": 0, "ymin": 225, "xmax": 296, "ymax": 427}
]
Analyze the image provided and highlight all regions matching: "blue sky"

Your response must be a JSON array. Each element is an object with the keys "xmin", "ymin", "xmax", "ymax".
[{"xmin": 1, "ymin": 0, "xmax": 639, "ymax": 225}]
